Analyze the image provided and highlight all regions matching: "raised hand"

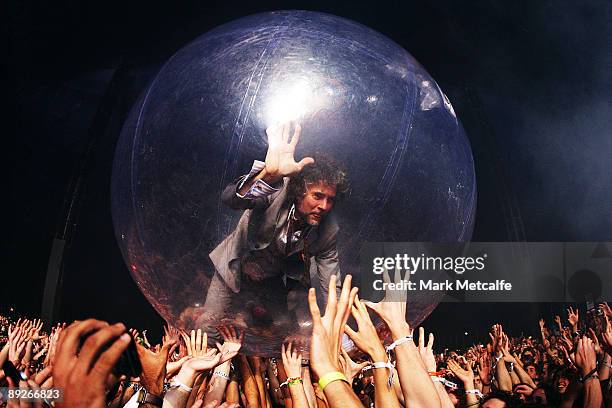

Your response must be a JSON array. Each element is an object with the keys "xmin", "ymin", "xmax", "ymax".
[
  {"xmin": 215, "ymin": 325, "xmax": 244, "ymax": 362},
  {"xmin": 601, "ymin": 314, "xmax": 612, "ymax": 355},
  {"xmin": 136, "ymin": 329, "xmax": 177, "ymax": 396},
  {"xmin": 8, "ymin": 328, "xmax": 27, "ymax": 366},
  {"xmin": 344, "ymin": 295, "xmax": 387, "ymax": 360},
  {"xmin": 183, "ymin": 352, "xmax": 222, "ymax": 373},
  {"xmin": 574, "ymin": 336, "xmax": 597, "ymax": 377},
  {"xmin": 587, "ymin": 328, "xmax": 603, "ymax": 356},
  {"xmin": 53, "ymin": 319, "xmax": 131, "ymax": 408},
  {"xmin": 500, "ymin": 334, "xmax": 516, "ymax": 363},
  {"xmin": 447, "ymin": 359, "xmax": 475, "ymax": 384},
  {"xmin": 281, "ymin": 342, "xmax": 303, "ymax": 378},
  {"xmin": 190, "ymin": 329, "xmax": 208, "ymax": 357},
  {"xmin": 263, "ymin": 122, "xmax": 314, "ymax": 183},
  {"xmin": 477, "ymin": 351, "xmax": 492, "ymax": 385},
  {"xmin": 44, "ymin": 324, "xmax": 64, "ymax": 366},
  {"xmin": 338, "ymin": 348, "xmax": 368, "ymax": 384},
  {"xmin": 163, "ymin": 324, "xmax": 180, "ymax": 346},
  {"xmin": 416, "ymin": 327, "xmax": 436, "ymax": 373},
  {"xmin": 307, "ymin": 274, "xmax": 358, "ymax": 378},
  {"xmin": 600, "ymin": 302, "xmax": 612, "ymax": 318},
  {"xmin": 567, "ymin": 306, "xmax": 579, "ymax": 329},
  {"xmin": 363, "ymin": 267, "xmax": 409, "ymax": 335}
]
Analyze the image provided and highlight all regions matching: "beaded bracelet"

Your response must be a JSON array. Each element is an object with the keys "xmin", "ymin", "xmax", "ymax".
[
  {"xmin": 280, "ymin": 376, "xmax": 303, "ymax": 387},
  {"xmin": 288, "ymin": 378, "xmax": 303, "ymax": 386},
  {"xmin": 213, "ymin": 371, "xmax": 231, "ymax": 381}
]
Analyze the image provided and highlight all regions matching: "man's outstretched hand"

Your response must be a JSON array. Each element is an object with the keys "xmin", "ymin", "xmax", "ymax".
[
  {"xmin": 308, "ymin": 274, "xmax": 358, "ymax": 378},
  {"xmin": 263, "ymin": 122, "xmax": 314, "ymax": 184}
]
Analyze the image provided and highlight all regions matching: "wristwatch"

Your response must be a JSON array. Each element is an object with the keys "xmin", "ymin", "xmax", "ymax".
[{"xmin": 137, "ymin": 389, "xmax": 163, "ymax": 407}]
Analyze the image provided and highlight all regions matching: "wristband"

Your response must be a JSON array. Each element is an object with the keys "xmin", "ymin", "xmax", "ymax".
[
  {"xmin": 136, "ymin": 389, "xmax": 163, "ymax": 407},
  {"xmin": 362, "ymin": 361, "xmax": 395, "ymax": 387},
  {"xmin": 386, "ymin": 336, "xmax": 413, "ymax": 353},
  {"xmin": 580, "ymin": 367, "xmax": 599, "ymax": 383},
  {"xmin": 430, "ymin": 376, "xmax": 457, "ymax": 389},
  {"xmin": 170, "ymin": 379, "xmax": 193, "ymax": 393},
  {"xmin": 465, "ymin": 389, "xmax": 484, "ymax": 398},
  {"xmin": 213, "ymin": 371, "xmax": 231, "ymax": 381},
  {"xmin": 280, "ymin": 376, "xmax": 303, "ymax": 387},
  {"xmin": 288, "ymin": 378, "xmax": 303, "ymax": 386},
  {"xmin": 318, "ymin": 371, "xmax": 349, "ymax": 391}
]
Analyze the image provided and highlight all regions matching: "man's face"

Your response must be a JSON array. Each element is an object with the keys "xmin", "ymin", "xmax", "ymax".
[
  {"xmin": 296, "ymin": 182, "xmax": 337, "ymax": 226},
  {"xmin": 481, "ymin": 398, "xmax": 506, "ymax": 408},
  {"xmin": 526, "ymin": 364, "xmax": 538, "ymax": 379},
  {"xmin": 556, "ymin": 376, "xmax": 569, "ymax": 394}
]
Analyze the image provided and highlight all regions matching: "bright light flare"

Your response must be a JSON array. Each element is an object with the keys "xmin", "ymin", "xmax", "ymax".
[{"xmin": 263, "ymin": 75, "xmax": 329, "ymax": 126}]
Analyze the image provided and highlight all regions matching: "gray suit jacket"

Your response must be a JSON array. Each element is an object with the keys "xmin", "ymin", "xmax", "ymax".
[{"xmin": 209, "ymin": 177, "xmax": 340, "ymax": 299}]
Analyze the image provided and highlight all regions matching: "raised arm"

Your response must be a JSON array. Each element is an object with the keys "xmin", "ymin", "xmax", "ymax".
[{"xmin": 363, "ymin": 269, "xmax": 441, "ymax": 408}]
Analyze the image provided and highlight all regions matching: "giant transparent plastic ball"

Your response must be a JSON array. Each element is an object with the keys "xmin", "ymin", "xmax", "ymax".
[{"xmin": 112, "ymin": 10, "xmax": 476, "ymax": 355}]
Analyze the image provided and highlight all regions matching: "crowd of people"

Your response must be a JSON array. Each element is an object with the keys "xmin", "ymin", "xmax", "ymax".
[{"xmin": 1, "ymin": 274, "xmax": 612, "ymax": 408}]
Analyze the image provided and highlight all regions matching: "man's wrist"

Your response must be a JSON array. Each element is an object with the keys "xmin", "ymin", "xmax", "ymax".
[
  {"xmin": 389, "ymin": 323, "xmax": 411, "ymax": 339},
  {"xmin": 580, "ymin": 365, "xmax": 597, "ymax": 378},
  {"xmin": 369, "ymin": 348, "xmax": 388, "ymax": 362},
  {"xmin": 313, "ymin": 363, "xmax": 341, "ymax": 379},
  {"xmin": 176, "ymin": 366, "xmax": 198, "ymax": 388}
]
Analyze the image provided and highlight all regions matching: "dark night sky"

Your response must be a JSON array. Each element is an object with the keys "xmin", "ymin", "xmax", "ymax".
[{"xmin": 5, "ymin": 0, "xmax": 612, "ymax": 348}]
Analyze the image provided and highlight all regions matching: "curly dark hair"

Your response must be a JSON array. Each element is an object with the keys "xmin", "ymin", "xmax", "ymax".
[{"xmin": 286, "ymin": 154, "xmax": 349, "ymax": 204}]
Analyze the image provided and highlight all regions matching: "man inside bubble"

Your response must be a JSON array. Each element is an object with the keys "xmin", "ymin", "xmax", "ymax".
[{"xmin": 199, "ymin": 121, "xmax": 349, "ymax": 330}]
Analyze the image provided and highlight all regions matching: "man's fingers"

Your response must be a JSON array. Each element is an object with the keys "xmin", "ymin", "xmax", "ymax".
[
  {"xmin": 74, "ymin": 323, "xmax": 127, "ymax": 378},
  {"xmin": 55, "ymin": 319, "xmax": 108, "ymax": 373},
  {"xmin": 363, "ymin": 300, "xmax": 382, "ymax": 317},
  {"xmin": 91, "ymin": 333, "xmax": 131, "ymax": 385},
  {"xmin": 33, "ymin": 365, "xmax": 53, "ymax": 386},
  {"xmin": 382, "ymin": 268, "xmax": 391, "ymax": 285},
  {"xmin": 289, "ymin": 123, "xmax": 302, "ymax": 146},
  {"xmin": 196, "ymin": 329, "xmax": 202, "ymax": 353},
  {"xmin": 427, "ymin": 333, "xmax": 435, "ymax": 350},
  {"xmin": 354, "ymin": 294, "xmax": 366, "ymax": 315},
  {"xmin": 308, "ymin": 288, "xmax": 322, "ymax": 324},
  {"xmin": 282, "ymin": 122, "xmax": 290, "ymax": 143},
  {"xmin": 297, "ymin": 157, "xmax": 315, "ymax": 171},
  {"xmin": 191, "ymin": 330, "xmax": 197, "ymax": 354},
  {"xmin": 418, "ymin": 327, "xmax": 425, "ymax": 348},
  {"xmin": 336, "ymin": 276, "xmax": 356, "ymax": 333},
  {"xmin": 324, "ymin": 274, "xmax": 338, "ymax": 318},
  {"xmin": 229, "ymin": 326, "xmax": 238, "ymax": 340},
  {"xmin": 344, "ymin": 324, "xmax": 358, "ymax": 341}
]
